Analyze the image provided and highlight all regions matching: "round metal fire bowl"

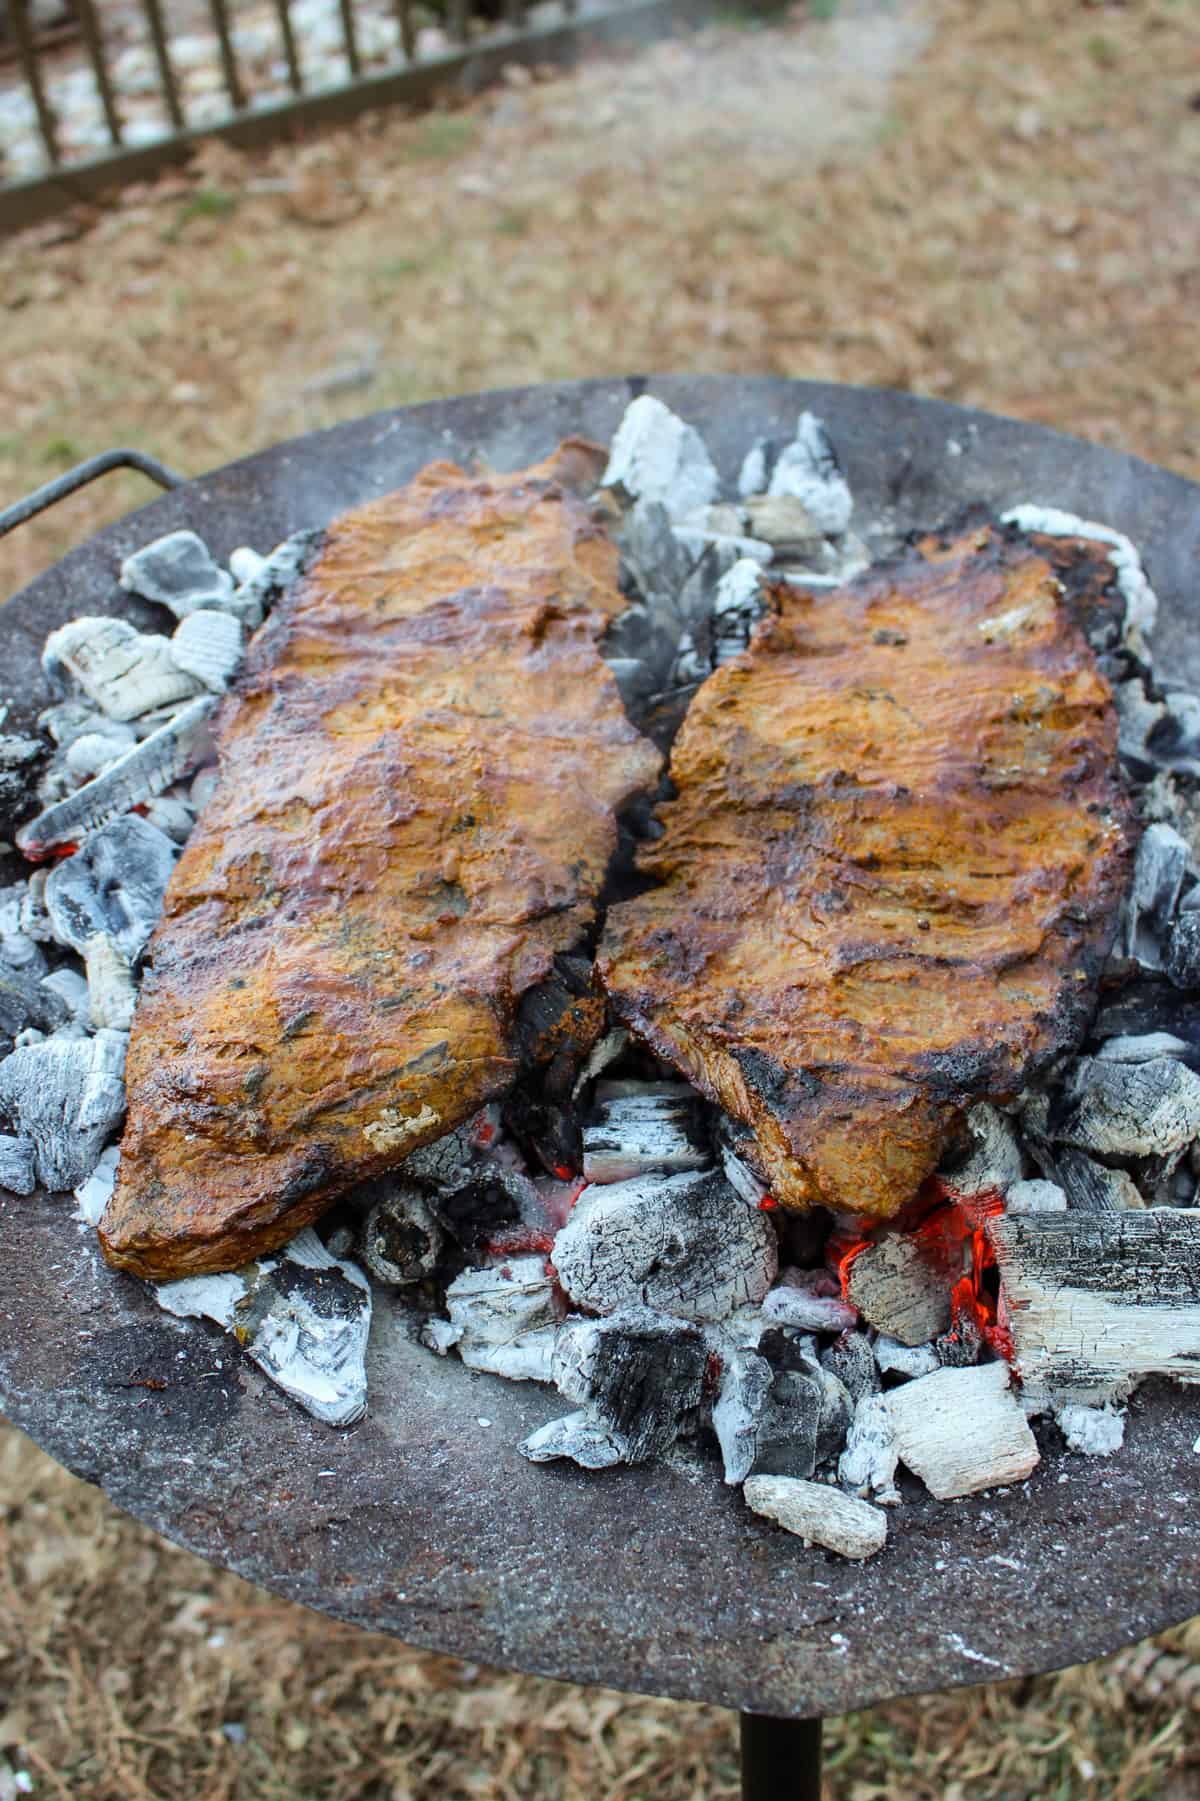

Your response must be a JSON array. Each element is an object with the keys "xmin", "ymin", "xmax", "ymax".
[{"xmin": 3, "ymin": 377, "xmax": 1200, "ymax": 1720}]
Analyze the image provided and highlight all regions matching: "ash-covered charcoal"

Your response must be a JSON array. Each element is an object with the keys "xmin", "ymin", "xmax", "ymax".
[
  {"xmin": 582, "ymin": 1082, "xmax": 710, "ymax": 1183},
  {"xmin": 762, "ymin": 1267, "xmax": 858, "ymax": 1333},
  {"xmin": 601, "ymin": 395, "xmax": 720, "ymax": 524},
  {"xmin": 16, "ymin": 871, "xmax": 53, "ymax": 945},
  {"xmin": 884, "ymin": 1362, "xmax": 1040, "ymax": 1500},
  {"xmin": 0, "ymin": 962, "xmax": 69, "ymax": 1052},
  {"xmin": 710, "ymin": 1345, "xmax": 773, "ymax": 1484},
  {"xmin": 1091, "ymin": 975, "xmax": 1200, "ymax": 1054},
  {"xmin": 571, "ymin": 1027, "xmax": 630, "ymax": 1100},
  {"xmin": 226, "ymin": 531, "xmax": 322, "ymax": 628},
  {"xmin": 42, "ymin": 617, "xmax": 202, "ymax": 722},
  {"xmin": 742, "ymin": 1329, "xmax": 850, "ymax": 1481},
  {"xmin": 1094, "ymin": 1030, "xmax": 1195, "ymax": 1065},
  {"xmin": 552, "ymin": 1307, "xmax": 706, "ymax": 1461},
  {"xmin": 1056, "ymin": 1402, "xmax": 1125, "ymax": 1456},
  {"xmin": 155, "ymin": 1227, "xmax": 371, "ymax": 1426},
  {"xmin": 940, "ymin": 1103, "xmax": 1025, "ymax": 1200},
  {"xmin": 17, "ymin": 696, "xmax": 216, "ymax": 857},
  {"xmin": 820, "ymin": 1329, "xmax": 879, "ymax": 1403},
  {"xmin": 0, "ymin": 733, "xmax": 44, "ymax": 837},
  {"xmin": 521, "ymin": 1407, "xmax": 629, "ymax": 1469},
  {"xmin": 837, "ymin": 1394, "xmax": 901, "ymax": 1505},
  {"xmin": 844, "ymin": 1232, "xmax": 954, "ymax": 1347},
  {"xmin": 1118, "ymin": 823, "xmax": 1190, "ymax": 971},
  {"xmin": 873, "ymin": 1335, "xmax": 940, "ymax": 1380},
  {"xmin": 1146, "ymin": 688, "xmax": 1200, "ymax": 780},
  {"xmin": 119, "ymin": 530, "xmax": 235, "ymax": 620},
  {"xmin": 710, "ymin": 559, "xmax": 771, "ymax": 667},
  {"xmin": 441, "ymin": 1257, "xmax": 558, "ymax": 1382},
  {"xmin": 1053, "ymin": 1148, "xmax": 1145, "ymax": 1213},
  {"xmin": 52, "ymin": 722, "xmax": 139, "ymax": 796},
  {"xmin": 739, "ymin": 414, "xmax": 854, "ymax": 539},
  {"xmin": 0, "ymin": 1133, "xmax": 36, "ymax": 1195},
  {"xmin": 551, "ymin": 1167, "xmax": 778, "ymax": 1320},
  {"xmin": 1166, "ymin": 913, "xmax": 1200, "ymax": 990},
  {"xmin": 43, "ymin": 815, "xmax": 176, "ymax": 959},
  {"xmin": 82, "ymin": 934, "xmax": 137, "ymax": 1032},
  {"xmin": 743, "ymin": 1474, "xmax": 887, "ymax": 1560},
  {"xmin": 1005, "ymin": 1178, "xmax": 1069, "ymax": 1214},
  {"xmin": 1051, "ymin": 1055, "xmax": 1200, "ymax": 1162},
  {"xmin": 169, "ymin": 609, "xmax": 245, "ymax": 693},
  {"xmin": 0, "ymin": 1028, "xmax": 126, "ymax": 1191},
  {"xmin": 74, "ymin": 1143, "xmax": 119, "ymax": 1225},
  {"xmin": 140, "ymin": 793, "xmax": 196, "ymax": 846},
  {"xmin": 40, "ymin": 966, "xmax": 89, "ymax": 1029},
  {"xmin": 358, "ymin": 1181, "xmax": 444, "ymax": 1286}
]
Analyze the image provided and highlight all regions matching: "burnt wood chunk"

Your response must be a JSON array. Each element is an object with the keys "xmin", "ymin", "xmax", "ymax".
[
  {"xmin": 988, "ymin": 1208, "xmax": 1200, "ymax": 1403},
  {"xmin": 599, "ymin": 523, "xmax": 1133, "ymax": 1219},
  {"xmin": 100, "ymin": 445, "xmax": 661, "ymax": 1279},
  {"xmin": 553, "ymin": 1307, "xmax": 706, "ymax": 1461}
]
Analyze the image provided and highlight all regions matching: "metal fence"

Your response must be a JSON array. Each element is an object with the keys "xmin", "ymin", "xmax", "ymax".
[{"xmin": 1, "ymin": 0, "xmax": 695, "ymax": 230}]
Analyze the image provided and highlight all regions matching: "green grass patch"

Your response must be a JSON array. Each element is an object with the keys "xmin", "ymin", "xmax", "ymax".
[
  {"xmin": 407, "ymin": 113, "xmax": 476, "ymax": 160},
  {"xmin": 42, "ymin": 436, "xmax": 83, "ymax": 466}
]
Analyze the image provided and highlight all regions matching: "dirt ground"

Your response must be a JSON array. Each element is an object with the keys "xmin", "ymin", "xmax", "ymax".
[{"xmin": 2, "ymin": 0, "xmax": 1200, "ymax": 1793}]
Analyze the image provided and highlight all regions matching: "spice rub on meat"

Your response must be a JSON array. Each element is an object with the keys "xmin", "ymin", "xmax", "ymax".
[
  {"xmin": 100, "ymin": 444, "xmax": 661, "ymax": 1280},
  {"xmin": 598, "ymin": 523, "xmax": 1134, "ymax": 1220}
]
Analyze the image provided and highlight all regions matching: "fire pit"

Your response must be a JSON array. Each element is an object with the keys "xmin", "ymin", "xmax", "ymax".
[{"xmin": 3, "ymin": 376, "xmax": 1200, "ymax": 1796}]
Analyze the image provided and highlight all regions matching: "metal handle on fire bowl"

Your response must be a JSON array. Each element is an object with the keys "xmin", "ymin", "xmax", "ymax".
[{"xmin": 0, "ymin": 447, "xmax": 184, "ymax": 540}]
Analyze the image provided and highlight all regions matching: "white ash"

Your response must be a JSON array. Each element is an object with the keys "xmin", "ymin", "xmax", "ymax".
[
  {"xmin": 73, "ymin": 1143, "xmax": 119, "ymax": 1226},
  {"xmin": 155, "ymin": 1227, "xmax": 371, "ymax": 1427},
  {"xmin": 43, "ymin": 814, "xmax": 176, "ymax": 959},
  {"xmin": 0, "ymin": 1134, "xmax": 36, "ymax": 1195},
  {"xmin": 873, "ymin": 1335, "xmax": 941, "ymax": 1380},
  {"xmin": 552, "ymin": 1168, "xmax": 777, "ymax": 1320},
  {"xmin": 884, "ymin": 1362, "xmax": 1040, "ymax": 1501},
  {"xmin": 42, "ymin": 617, "xmax": 202, "ymax": 722},
  {"xmin": 844, "ymin": 1232, "xmax": 953, "ymax": 1346},
  {"xmin": 0, "ymin": 1028, "xmax": 127, "ymax": 1191},
  {"xmin": 227, "ymin": 530, "xmax": 322, "ymax": 629},
  {"xmin": 462, "ymin": 1330, "xmax": 558, "ymax": 1384},
  {"xmin": 56, "ymin": 723, "xmax": 138, "ymax": 792},
  {"xmin": 837, "ymin": 1394, "xmax": 901, "ymax": 1505},
  {"xmin": 521, "ymin": 1407, "xmax": 629, "ymax": 1470},
  {"xmin": 739, "ymin": 413, "xmax": 854, "ymax": 538},
  {"xmin": 17, "ymin": 696, "xmax": 216, "ymax": 856},
  {"xmin": 120, "ymin": 529, "xmax": 236, "ymax": 619},
  {"xmin": 228, "ymin": 546, "xmax": 267, "ymax": 586},
  {"xmin": 601, "ymin": 394, "xmax": 720, "ymax": 524},
  {"xmin": 552, "ymin": 1307, "xmax": 706, "ymax": 1461},
  {"xmin": 762, "ymin": 1267, "xmax": 858, "ymax": 1334},
  {"xmin": 743, "ymin": 1474, "xmax": 887, "ymax": 1561},
  {"xmin": 582, "ymin": 1085, "xmax": 710, "ymax": 1183},
  {"xmin": 999, "ymin": 502, "xmax": 1159, "ymax": 647},
  {"xmin": 1057, "ymin": 1402, "xmax": 1125, "ymax": 1457},
  {"xmin": 169, "ymin": 609, "xmax": 244, "ymax": 693},
  {"xmin": 1053, "ymin": 1056, "xmax": 1200, "ymax": 1161},
  {"xmin": 420, "ymin": 1316, "xmax": 461, "ymax": 1357}
]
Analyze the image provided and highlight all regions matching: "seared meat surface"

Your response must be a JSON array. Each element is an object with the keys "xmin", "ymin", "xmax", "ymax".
[
  {"xmin": 101, "ymin": 444, "xmax": 661, "ymax": 1279},
  {"xmin": 598, "ymin": 523, "xmax": 1133, "ymax": 1219}
]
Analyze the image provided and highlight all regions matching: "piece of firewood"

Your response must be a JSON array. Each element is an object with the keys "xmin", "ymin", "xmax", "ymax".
[{"xmin": 988, "ymin": 1208, "xmax": 1200, "ymax": 1403}]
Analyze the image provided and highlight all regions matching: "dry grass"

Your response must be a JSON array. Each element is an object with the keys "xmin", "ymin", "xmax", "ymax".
[{"xmin": 3, "ymin": 0, "xmax": 1200, "ymax": 1792}]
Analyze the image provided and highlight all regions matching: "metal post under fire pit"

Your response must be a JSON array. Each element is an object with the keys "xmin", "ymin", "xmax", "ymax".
[
  {"xmin": 3, "ymin": 379, "xmax": 1200, "ymax": 1789},
  {"xmin": 740, "ymin": 1714, "xmax": 822, "ymax": 1801}
]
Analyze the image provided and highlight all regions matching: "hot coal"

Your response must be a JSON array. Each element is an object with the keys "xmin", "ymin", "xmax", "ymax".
[{"xmin": 358, "ymin": 1181, "xmax": 444, "ymax": 1286}]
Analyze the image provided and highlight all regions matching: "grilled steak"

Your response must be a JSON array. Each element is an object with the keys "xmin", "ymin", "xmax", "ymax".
[
  {"xmin": 598, "ymin": 521, "xmax": 1134, "ymax": 1220},
  {"xmin": 100, "ymin": 444, "xmax": 661, "ymax": 1279}
]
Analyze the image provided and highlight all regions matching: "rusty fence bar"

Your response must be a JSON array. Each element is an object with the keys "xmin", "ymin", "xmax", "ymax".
[
  {"xmin": 1, "ymin": 0, "xmax": 710, "ymax": 231},
  {"xmin": 141, "ymin": 0, "xmax": 186, "ymax": 132}
]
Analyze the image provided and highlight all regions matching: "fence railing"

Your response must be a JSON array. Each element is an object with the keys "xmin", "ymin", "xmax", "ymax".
[{"xmin": 0, "ymin": 0, "xmax": 698, "ymax": 232}]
